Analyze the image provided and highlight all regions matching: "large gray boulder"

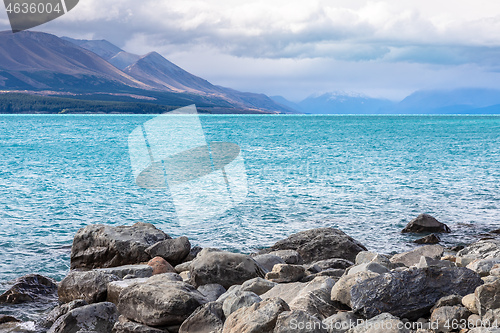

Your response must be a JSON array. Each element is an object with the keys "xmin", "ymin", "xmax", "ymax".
[
  {"xmin": 179, "ymin": 301, "xmax": 225, "ymax": 333},
  {"xmin": 145, "ymin": 236, "xmax": 191, "ymax": 265},
  {"xmin": 331, "ymin": 271, "xmax": 379, "ymax": 308},
  {"xmin": 401, "ymin": 214, "xmax": 451, "ymax": 233},
  {"xmin": 0, "ymin": 274, "xmax": 57, "ymax": 304},
  {"xmin": 222, "ymin": 297, "xmax": 290, "ymax": 333},
  {"xmin": 241, "ymin": 278, "xmax": 277, "ymax": 295},
  {"xmin": 263, "ymin": 228, "xmax": 367, "ymax": 264},
  {"xmin": 71, "ymin": 222, "xmax": 169, "ymax": 269},
  {"xmin": 58, "ymin": 270, "xmax": 120, "ymax": 304},
  {"xmin": 252, "ymin": 254, "xmax": 286, "ymax": 272},
  {"xmin": 430, "ymin": 305, "xmax": 471, "ymax": 333},
  {"xmin": 456, "ymin": 239, "xmax": 500, "ymax": 267},
  {"xmin": 189, "ymin": 251, "xmax": 266, "ymax": 289},
  {"xmin": 48, "ymin": 302, "xmax": 119, "ymax": 333},
  {"xmin": 107, "ymin": 277, "xmax": 150, "ymax": 305},
  {"xmin": 112, "ymin": 315, "xmax": 166, "ymax": 333},
  {"xmin": 223, "ymin": 291, "xmax": 262, "ymax": 317},
  {"xmin": 118, "ymin": 274, "xmax": 208, "ymax": 326},
  {"xmin": 42, "ymin": 299, "xmax": 88, "ymax": 329},
  {"xmin": 96, "ymin": 264, "xmax": 153, "ymax": 279},
  {"xmin": 350, "ymin": 266, "xmax": 483, "ymax": 320},
  {"xmin": 475, "ymin": 279, "xmax": 500, "ymax": 317},
  {"xmin": 274, "ymin": 310, "xmax": 328, "ymax": 333},
  {"xmin": 389, "ymin": 245, "xmax": 444, "ymax": 267}
]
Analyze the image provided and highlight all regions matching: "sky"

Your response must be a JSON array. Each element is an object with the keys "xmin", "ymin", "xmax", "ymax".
[{"xmin": 2, "ymin": 0, "xmax": 500, "ymax": 101}]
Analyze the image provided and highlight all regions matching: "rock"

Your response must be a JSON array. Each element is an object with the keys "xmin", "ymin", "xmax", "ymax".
[
  {"xmin": 346, "ymin": 313, "xmax": 410, "ymax": 333},
  {"xmin": 469, "ymin": 328, "xmax": 500, "ymax": 333},
  {"xmin": 268, "ymin": 250, "xmax": 304, "ymax": 265},
  {"xmin": 310, "ymin": 258, "xmax": 354, "ymax": 272},
  {"xmin": 468, "ymin": 313, "xmax": 482, "ymax": 327},
  {"xmin": 179, "ymin": 301, "xmax": 225, "ymax": 333},
  {"xmin": 180, "ymin": 270, "xmax": 191, "ymax": 282},
  {"xmin": 467, "ymin": 258, "xmax": 500, "ymax": 277},
  {"xmin": 175, "ymin": 261, "xmax": 192, "ymax": 273},
  {"xmin": 148, "ymin": 256, "xmax": 176, "ymax": 275},
  {"xmin": 198, "ymin": 284, "xmax": 227, "ymax": 302},
  {"xmin": 189, "ymin": 251, "xmax": 266, "ymax": 289},
  {"xmin": 302, "ymin": 269, "xmax": 345, "ymax": 282},
  {"xmin": 0, "ymin": 274, "xmax": 57, "ymax": 304},
  {"xmin": 184, "ymin": 246, "xmax": 203, "ymax": 262},
  {"xmin": 223, "ymin": 291, "xmax": 262, "ymax": 317},
  {"xmin": 118, "ymin": 274, "xmax": 208, "ymax": 326},
  {"xmin": 475, "ymin": 279, "xmax": 500, "ymax": 317},
  {"xmin": 71, "ymin": 222, "xmax": 169, "ymax": 269},
  {"xmin": 252, "ymin": 254, "xmax": 286, "ymax": 272},
  {"xmin": 58, "ymin": 270, "xmax": 120, "ymax": 304},
  {"xmin": 331, "ymin": 271, "xmax": 379, "ymax": 308},
  {"xmin": 43, "ymin": 299, "xmax": 88, "ymax": 328},
  {"xmin": 264, "ymin": 228, "xmax": 367, "ymax": 264},
  {"xmin": 222, "ymin": 297, "xmax": 289, "ymax": 333},
  {"xmin": 146, "ymin": 236, "xmax": 191, "ymax": 265},
  {"xmin": 112, "ymin": 315, "xmax": 166, "ymax": 333},
  {"xmin": 48, "ymin": 302, "xmax": 119, "ymax": 333},
  {"xmin": 456, "ymin": 239, "xmax": 500, "ymax": 267},
  {"xmin": 107, "ymin": 278, "xmax": 149, "ymax": 304},
  {"xmin": 266, "ymin": 264, "xmax": 306, "ymax": 283},
  {"xmin": 263, "ymin": 276, "xmax": 334, "ymax": 305},
  {"xmin": 97, "ymin": 264, "xmax": 153, "ymax": 279},
  {"xmin": 241, "ymin": 278, "xmax": 277, "ymax": 295},
  {"xmin": 401, "ymin": 214, "xmax": 451, "ymax": 233},
  {"xmin": 0, "ymin": 315, "xmax": 20, "ymax": 324},
  {"xmin": 462, "ymin": 293, "xmax": 478, "ymax": 314},
  {"xmin": 322, "ymin": 312, "xmax": 360, "ymax": 333},
  {"xmin": 431, "ymin": 295, "xmax": 463, "ymax": 312},
  {"xmin": 416, "ymin": 256, "xmax": 453, "ymax": 269},
  {"xmin": 355, "ymin": 252, "xmax": 377, "ymax": 265},
  {"xmin": 482, "ymin": 309, "xmax": 500, "ymax": 326},
  {"xmin": 274, "ymin": 310, "xmax": 328, "ymax": 333},
  {"xmin": 390, "ymin": 245, "xmax": 444, "ymax": 267},
  {"xmin": 430, "ymin": 305, "xmax": 471, "ymax": 333},
  {"xmin": 289, "ymin": 288, "xmax": 337, "ymax": 320},
  {"xmin": 414, "ymin": 234, "xmax": 441, "ymax": 244},
  {"xmin": 347, "ymin": 262, "xmax": 389, "ymax": 276},
  {"xmin": 350, "ymin": 266, "xmax": 483, "ymax": 320}
]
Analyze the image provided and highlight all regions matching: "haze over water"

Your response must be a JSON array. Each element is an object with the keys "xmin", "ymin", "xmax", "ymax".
[{"xmin": 1, "ymin": 114, "xmax": 499, "ymax": 288}]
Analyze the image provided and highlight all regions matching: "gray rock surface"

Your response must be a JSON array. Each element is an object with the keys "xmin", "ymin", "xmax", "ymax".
[
  {"xmin": 322, "ymin": 312, "xmax": 361, "ymax": 333},
  {"xmin": 346, "ymin": 313, "xmax": 410, "ymax": 333},
  {"xmin": 252, "ymin": 254, "xmax": 286, "ymax": 272},
  {"xmin": 351, "ymin": 266, "xmax": 483, "ymax": 320},
  {"xmin": 414, "ymin": 234, "xmax": 441, "ymax": 244},
  {"xmin": 390, "ymin": 245, "xmax": 444, "ymax": 267},
  {"xmin": 189, "ymin": 251, "xmax": 265, "ymax": 289},
  {"xmin": 112, "ymin": 315, "xmax": 166, "ymax": 333},
  {"xmin": 222, "ymin": 291, "xmax": 262, "ymax": 317},
  {"xmin": 274, "ymin": 310, "xmax": 328, "ymax": 333},
  {"xmin": 179, "ymin": 302, "xmax": 225, "ymax": 333},
  {"xmin": 118, "ymin": 274, "xmax": 207, "ymax": 326},
  {"xmin": 197, "ymin": 284, "xmax": 227, "ymax": 302},
  {"xmin": 475, "ymin": 279, "xmax": 500, "ymax": 317},
  {"xmin": 309, "ymin": 258, "xmax": 354, "ymax": 272},
  {"xmin": 58, "ymin": 270, "xmax": 120, "ymax": 304},
  {"xmin": 289, "ymin": 288, "xmax": 337, "ymax": 320},
  {"xmin": 467, "ymin": 258, "xmax": 500, "ymax": 277},
  {"xmin": 146, "ymin": 236, "xmax": 191, "ymax": 265},
  {"xmin": 401, "ymin": 214, "xmax": 451, "ymax": 233},
  {"xmin": 347, "ymin": 262, "xmax": 389, "ymax": 276},
  {"xmin": 263, "ymin": 228, "xmax": 367, "ymax": 264},
  {"xmin": 71, "ymin": 222, "xmax": 169, "ymax": 269},
  {"xmin": 42, "ymin": 299, "xmax": 88, "ymax": 328},
  {"xmin": 0, "ymin": 274, "xmax": 57, "ymax": 304},
  {"xmin": 431, "ymin": 295, "xmax": 463, "ymax": 312},
  {"xmin": 331, "ymin": 271, "xmax": 379, "ymax": 308},
  {"xmin": 462, "ymin": 293, "xmax": 478, "ymax": 314},
  {"xmin": 456, "ymin": 239, "xmax": 500, "ymax": 267},
  {"xmin": 222, "ymin": 297, "xmax": 289, "ymax": 333},
  {"xmin": 430, "ymin": 305, "xmax": 471, "ymax": 333},
  {"xmin": 268, "ymin": 250, "xmax": 304, "ymax": 265},
  {"xmin": 96, "ymin": 264, "xmax": 153, "ymax": 279},
  {"xmin": 241, "ymin": 278, "xmax": 277, "ymax": 295},
  {"xmin": 266, "ymin": 264, "xmax": 306, "ymax": 283},
  {"xmin": 107, "ymin": 277, "xmax": 149, "ymax": 305},
  {"xmin": 48, "ymin": 302, "xmax": 119, "ymax": 333}
]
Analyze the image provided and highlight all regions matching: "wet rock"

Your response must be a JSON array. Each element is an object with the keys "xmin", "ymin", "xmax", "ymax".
[
  {"xmin": 390, "ymin": 245, "xmax": 444, "ymax": 267},
  {"xmin": 266, "ymin": 264, "xmax": 306, "ymax": 283},
  {"xmin": 252, "ymin": 254, "xmax": 286, "ymax": 272},
  {"xmin": 189, "ymin": 251, "xmax": 265, "ymax": 289},
  {"xmin": 112, "ymin": 315, "xmax": 166, "ymax": 333},
  {"xmin": 148, "ymin": 257, "xmax": 176, "ymax": 275},
  {"xmin": 263, "ymin": 228, "xmax": 367, "ymax": 264},
  {"xmin": 42, "ymin": 299, "xmax": 88, "ymax": 328},
  {"xmin": 222, "ymin": 297, "xmax": 289, "ymax": 333},
  {"xmin": 48, "ymin": 302, "xmax": 119, "ymax": 333},
  {"xmin": 456, "ymin": 239, "xmax": 500, "ymax": 267},
  {"xmin": 179, "ymin": 301, "xmax": 225, "ymax": 333},
  {"xmin": 414, "ymin": 234, "xmax": 441, "ymax": 244},
  {"xmin": 197, "ymin": 283, "xmax": 227, "ymax": 302},
  {"xmin": 475, "ymin": 279, "xmax": 500, "ymax": 317},
  {"xmin": 0, "ymin": 274, "xmax": 57, "ymax": 304},
  {"xmin": 350, "ymin": 266, "xmax": 483, "ymax": 320},
  {"xmin": 107, "ymin": 277, "xmax": 150, "ymax": 305},
  {"xmin": 274, "ymin": 310, "xmax": 328, "ymax": 333},
  {"xmin": 347, "ymin": 262, "xmax": 389, "ymax": 276},
  {"xmin": 467, "ymin": 258, "xmax": 500, "ymax": 277},
  {"xmin": 58, "ymin": 270, "xmax": 120, "ymax": 304},
  {"xmin": 346, "ymin": 313, "xmax": 410, "ymax": 333},
  {"xmin": 71, "ymin": 222, "xmax": 169, "ymax": 269},
  {"xmin": 322, "ymin": 312, "xmax": 361, "ymax": 333},
  {"xmin": 268, "ymin": 250, "xmax": 304, "ymax": 265},
  {"xmin": 241, "ymin": 277, "xmax": 277, "ymax": 295},
  {"xmin": 430, "ymin": 305, "xmax": 471, "ymax": 333},
  {"xmin": 118, "ymin": 274, "xmax": 208, "ymax": 326},
  {"xmin": 331, "ymin": 271, "xmax": 379, "ymax": 308},
  {"xmin": 97, "ymin": 264, "xmax": 153, "ymax": 279},
  {"xmin": 462, "ymin": 293, "xmax": 478, "ymax": 314},
  {"xmin": 146, "ymin": 236, "xmax": 191, "ymax": 265},
  {"xmin": 401, "ymin": 214, "xmax": 451, "ymax": 233},
  {"xmin": 223, "ymin": 291, "xmax": 262, "ymax": 317}
]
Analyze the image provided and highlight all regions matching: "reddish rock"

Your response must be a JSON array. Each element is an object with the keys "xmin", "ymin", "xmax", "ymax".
[{"xmin": 148, "ymin": 257, "xmax": 175, "ymax": 275}]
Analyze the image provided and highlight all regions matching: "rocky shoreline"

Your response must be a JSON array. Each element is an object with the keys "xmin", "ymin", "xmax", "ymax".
[{"xmin": 2, "ymin": 214, "xmax": 500, "ymax": 332}]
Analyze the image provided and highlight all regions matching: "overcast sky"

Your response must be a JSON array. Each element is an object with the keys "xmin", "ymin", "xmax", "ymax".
[{"xmin": 2, "ymin": 0, "xmax": 500, "ymax": 101}]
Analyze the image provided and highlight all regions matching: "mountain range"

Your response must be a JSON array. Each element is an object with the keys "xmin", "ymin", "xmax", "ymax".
[{"xmin": 0, "ymin": 31, "xmax": 295, "ymax": 114}]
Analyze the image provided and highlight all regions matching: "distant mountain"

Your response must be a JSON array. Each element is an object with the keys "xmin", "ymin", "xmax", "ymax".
[
  {"xmin": 0, "ymin": 31, "xmax": 295, "ymax": 114},
  {"xmin": 270, "ymin": 96, "xmax": 304, "ymax": 113},
  {"xmin": 298, "ymin": 92, "xmax": 394, "ymax": 114}
]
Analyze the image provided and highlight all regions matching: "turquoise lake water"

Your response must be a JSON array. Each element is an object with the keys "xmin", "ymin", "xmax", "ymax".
[{"xmin": 1, "ymin": 114, "xmax": 499, "ymax": 295}]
